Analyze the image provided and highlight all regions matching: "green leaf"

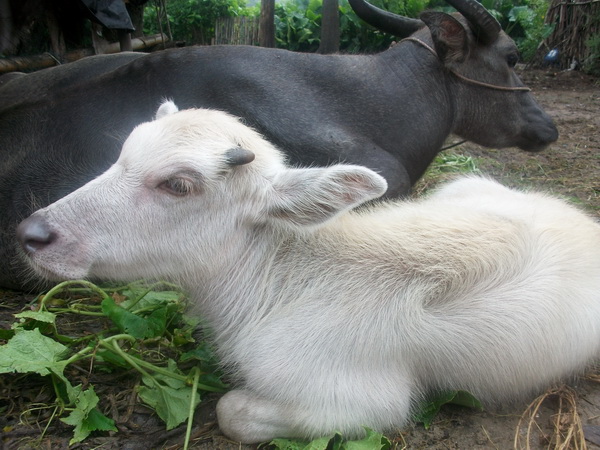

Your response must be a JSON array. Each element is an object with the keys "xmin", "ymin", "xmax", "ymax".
[
  {"xmin": 508, "ymin": 5, "xmax": 535, "ymax": 25},
  {"xmin": 269, "ymin": 435, "xmax": 333, "ymax": 450},
  {"xmin": 269, "ymin": 428, "xmax": 390, "ymax": 450},
  {"xmin": 138, "ymin": 380, "xmax": 199, "ymax": 430},
  {"xmin": 12, "ymin": 310, "xmax": 58, "ymax": 335},
  {"xmin": 0, "ymin": 328, "xmax": 68, "ymax": 376},
  {"xmin": 447, "ymin": 390, "xmax": 483, "ymax": 410},
  {"xmin": 267, "ymin": 438, "xmax": 305, "ymax": 450},
  {"xmin": 328, "ymin": 433, "xmax": 345, "ymax": 450},
  {"xmin": 138, "ymin": 363, "xmax": 200, "ymax": 430},
  {"xmin": 14, "ymin": 310, "xmax": 57, "ymax": 324},
  {"xmin": 413, "ymin": 391, "xmax": 456, "ymax": 429},
  {"xmin": 86, "ymin": 407, "xmax": 119, "ymax": 431},
  {"xmin": 413, "ymin": 390, "xmax": 483, "ymax": 429},
  {"xmin": 0, "ymin": 328, "xmax": 15, "ymax": 340},
  {"xmin": 101, "ymin": 296, "xmax": 167, "ymax": 339},
  {"xmin": 172, "ymin": 326, "xmax": 196, "ymax": 346},
  {"xmin": 94, "ymin": 347, "xmax": 131, "ymax": 369},
  {"xmin": 180, "ymin": 341, "xmax": 219, "ymax": 363},
  {"xmin": 198, "ymin": 372, "xmax": 229, "ymax": 391},
  {"xmin": 345, "ymin": 428, "xmax": 390, "ymax": 450},
  {"xmin": 120, "ymin": 288, "xmax": 183, "ymax": 311},
  {"xmin": 61, "ymin": 384, "xmax": 117, "ymax": 444}
]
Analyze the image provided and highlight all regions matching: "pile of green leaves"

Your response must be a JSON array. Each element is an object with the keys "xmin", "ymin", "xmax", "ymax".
[
  {"xmin": 1, "ymin": 278, "xmax": 483, "ymax": 448},
  {"xmin": 0, "ymin": 280, "xmax": 226, "ymax": 446}
]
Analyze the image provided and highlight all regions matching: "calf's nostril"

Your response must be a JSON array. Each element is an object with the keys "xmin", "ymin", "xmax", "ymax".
[{"xmin": 16, "ymin": 215, "xmax": 56, "ymax": 254}]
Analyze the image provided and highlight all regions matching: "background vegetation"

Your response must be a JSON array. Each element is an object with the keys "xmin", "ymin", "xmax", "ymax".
[
  {"xmin": 144, "ymin": 0, "xmax": 255, "ymax": 45},
  {"xmin": 143, "ymin": 0, "xmax": 556, "ymax": 58}
]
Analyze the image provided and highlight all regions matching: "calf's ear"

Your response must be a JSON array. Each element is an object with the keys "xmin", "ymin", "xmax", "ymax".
[
  {"xmin": 267, "ymin": 165, "xmax": 387, "ymax": 229},
  {"xmin": 420, "ymin": 11, "xmax": 469, "ymax": 64},
  {"xmin": 155, "ymin": 100, "xmax": 179, "ymax": 120}
]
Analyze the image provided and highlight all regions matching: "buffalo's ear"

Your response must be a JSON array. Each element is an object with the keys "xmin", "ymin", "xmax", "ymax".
[
  {"xmin": 266, "ymin": 165, "xmax": 387, "ymax": 230},
  {"xmin": 155, "ymin": 100, "xmax": 179, "ymax": 120},
  {"xmin": 420, "ymin": 11, "xmax": 469, "ymax": 64}
]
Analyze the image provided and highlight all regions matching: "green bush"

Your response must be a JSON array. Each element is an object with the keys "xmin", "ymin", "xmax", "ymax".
[
  {"xmin": 339, "ymin": 0, "xmax": 395, "ymax": 53},
  {"xmin": 144, "ymin": 0, "xmax": 251, "ymax": 45},
  {"xmin": 274, "ymin": 0, "xmax": 322, "ymax": 52},
  {"xmin": 584, "ymin": 34, "xmax": 600, "ymax": 76},
  {"xmin": 427, "ymin": 0, "xmax": 552, "ymax": 62},
  {"xmin": 479, "ymin": 0, "xmax": 553, "ymax": 61},
  {"xmin": 274, "ymin": 0, "xmax": 429, "ymax": 53},
  {"xmin": 273, "ymin": 0, "xmax": 551, "ymax": 57}
]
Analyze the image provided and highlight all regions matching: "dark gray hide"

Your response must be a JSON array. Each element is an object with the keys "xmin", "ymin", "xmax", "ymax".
[{"xmin": 1, "ymin": 0, "xmax": 557, "ymax": 291}]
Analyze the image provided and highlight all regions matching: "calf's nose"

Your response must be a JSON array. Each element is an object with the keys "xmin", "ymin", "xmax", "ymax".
[{"xmin": 17, "ymin": 214, "xmax": 56, "ymax": 254}]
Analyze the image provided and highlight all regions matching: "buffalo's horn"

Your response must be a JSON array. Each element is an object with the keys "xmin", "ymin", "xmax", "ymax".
[
  {"xmin": 348, "ymin": 0, "xmax": 424, "ymax": 38},
  {"xmin": 225, "ymin": 147, "xmax": 255, "ymax": 166},
  {"xmin": 444, "ymin": 0, "xmax": 500, "ymax": 44},
  {"xmin": 348, "ymin": 0, "xmax": 500, "ymax": 45}
]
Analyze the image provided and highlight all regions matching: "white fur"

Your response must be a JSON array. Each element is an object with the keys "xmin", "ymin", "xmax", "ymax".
[{"xmin": 21, "ymin": 102, "xmax": 600, "ymax": 443}]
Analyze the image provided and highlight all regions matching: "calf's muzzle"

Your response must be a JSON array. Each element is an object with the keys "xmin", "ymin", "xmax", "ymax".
[{"xmin": 17, "ymin": 214, "xmax": 56, "ymax": 254}]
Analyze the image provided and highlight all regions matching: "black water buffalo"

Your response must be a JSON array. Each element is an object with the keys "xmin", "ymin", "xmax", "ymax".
[{"xmin": 1, "ymin": 0, "xmax": 557, "ymax": 291}]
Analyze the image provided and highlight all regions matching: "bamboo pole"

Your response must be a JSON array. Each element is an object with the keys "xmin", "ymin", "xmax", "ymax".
[{"xmin": 0, "ymin": 33, "xmax": 168, "ymax": 74}]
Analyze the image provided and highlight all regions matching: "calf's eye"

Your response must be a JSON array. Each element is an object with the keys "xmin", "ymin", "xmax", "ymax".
[{"xmin": 158, "ymin": 177, "xmax": 196, "ymax": 196}]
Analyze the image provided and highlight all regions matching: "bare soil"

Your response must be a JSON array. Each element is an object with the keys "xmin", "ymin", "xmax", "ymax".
[{"xmin": 0, "ymin": 68, "xmax": 598, "ymax": 449}]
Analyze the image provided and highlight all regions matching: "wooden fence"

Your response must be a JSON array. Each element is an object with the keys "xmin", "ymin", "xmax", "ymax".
[{"xmin": 214, "ymin": 16, "xmax": 260, "ymax": 46}]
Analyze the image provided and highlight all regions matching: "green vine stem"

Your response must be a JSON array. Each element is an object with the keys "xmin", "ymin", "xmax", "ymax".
[
  {"xmin": 97, "ymin": 335, "xmax": 225, "ymax": 393},
  {"xmin": 39, "ymin": 280, "xmax": 111, "ymax": 311},
  {"xmin": 184, "ymin": 367, "xmax": 201, "ymax": 450}
]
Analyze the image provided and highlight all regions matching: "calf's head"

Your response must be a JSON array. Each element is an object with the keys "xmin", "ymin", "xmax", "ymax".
[{"xmin": 17, "ymin": 102, "xmax": 387, "ymax": 285}]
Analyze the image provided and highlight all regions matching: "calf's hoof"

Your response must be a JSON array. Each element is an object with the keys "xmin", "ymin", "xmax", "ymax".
[{"xmin": 216, "ymin": 389, "xmax": 298, "ymax": 444}]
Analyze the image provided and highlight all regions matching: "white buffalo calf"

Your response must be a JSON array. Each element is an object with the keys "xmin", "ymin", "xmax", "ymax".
[{"xmin": 17, "ymin": 102, "xmax": 600, "ymax": 444}]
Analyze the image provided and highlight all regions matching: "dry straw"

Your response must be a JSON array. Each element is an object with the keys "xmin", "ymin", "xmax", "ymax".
[{"xmin": 514, "ymin": 385, "xmax": 586, "ymax": 450}]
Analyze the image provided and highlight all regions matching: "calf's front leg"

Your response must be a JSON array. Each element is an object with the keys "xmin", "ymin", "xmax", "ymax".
[
  {"xmin": 216, "ymin": 389, "xmax": 305, "ymax": 444},
  {"xmin": 216, "ymin": 379, "xmax": 413, "ymax": 444}
]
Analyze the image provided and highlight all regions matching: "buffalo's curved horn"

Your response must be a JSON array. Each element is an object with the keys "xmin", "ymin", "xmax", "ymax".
[
  {"xmin": 348, "ymin": 0, "xmax": 500, "ymax": 45},
  {"xmin": 225, "ymin": 147, "xmax": 255, "ymax": 166},
  {"xmin": 444, "ymin": 0, "xmax": 501, "ymax": 44},
  {"xmin": 347, "ymin": 0, "xmax": 424, "ymax": 38}
]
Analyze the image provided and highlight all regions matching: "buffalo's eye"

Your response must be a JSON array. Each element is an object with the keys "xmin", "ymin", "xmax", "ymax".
[
  {"xmin": 158, "ymin": 176, "xmax": 197, "ymax": 196},
  {"xmin": 507, "ymin": 53, "xmax": 519, "ymax": 68}
]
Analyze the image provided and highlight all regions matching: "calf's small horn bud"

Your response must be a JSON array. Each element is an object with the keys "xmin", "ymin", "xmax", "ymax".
[{"xmin": 225, "ymin": 147, "xmax": 255, "ymax": 166}]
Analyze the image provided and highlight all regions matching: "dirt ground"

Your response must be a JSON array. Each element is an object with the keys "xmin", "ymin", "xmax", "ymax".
[{"xmin": 0, "ymin": 68, "xmax": 599, "ymax": 449}]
